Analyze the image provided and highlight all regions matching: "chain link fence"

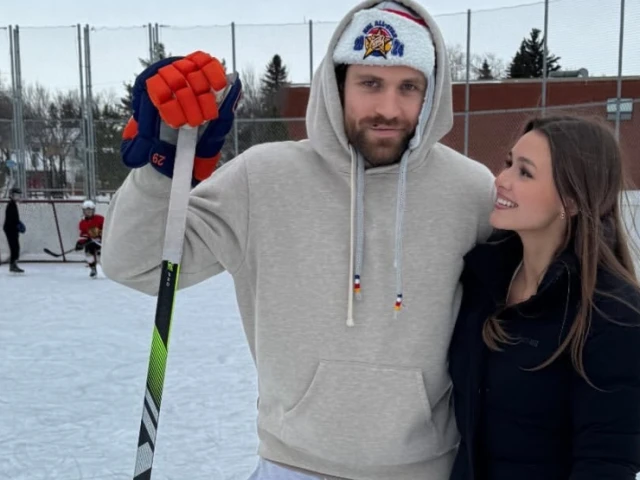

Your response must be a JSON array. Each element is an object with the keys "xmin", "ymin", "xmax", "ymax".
[{"xmin": 0, "ymin": 0, "xmax": 637, "ymax": 198}]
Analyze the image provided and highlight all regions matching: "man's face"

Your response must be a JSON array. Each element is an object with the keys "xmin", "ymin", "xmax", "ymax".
[{"xmin": 343, "ymin": 64, "xmax": 426, "ymax": 167}]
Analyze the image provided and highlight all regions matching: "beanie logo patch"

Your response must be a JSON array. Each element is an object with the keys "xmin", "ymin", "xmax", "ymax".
[{"xmin": 353, "ymin": 21, "xmax": 405, "ymax": 59}]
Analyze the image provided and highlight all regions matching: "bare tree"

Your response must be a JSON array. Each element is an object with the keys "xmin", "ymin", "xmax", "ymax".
[
  {"xmin": 477, "ymin": 53, "xmax": 506, "ymax": 80},
  {"xmin": 22, "ymin": 84, "xmax": 83, "ymax": 196},
  {"xmin": 238, "ymin": 67, "xmax": 265, "ymax": 118},
  {"xmin": 0, "ymin": 76, "xmax": 13, "ymax": 195},
  {"xmin": 0, "ymin": 76, "xmax": 13, "ymax": 164},
  {"xmin": 447, "ymin": 44, "xmax": 468, "ymax": 82},
  {"xmin": 446, "ymin": 44, "xmax": 507, "ymax": 81},
  {"xmin": 219, "ymin": 66, "xmax": 268, "ymax": 164},
  {"xmin": 92, "ymin": 90, "xmax": 130, "ymax": 192}
]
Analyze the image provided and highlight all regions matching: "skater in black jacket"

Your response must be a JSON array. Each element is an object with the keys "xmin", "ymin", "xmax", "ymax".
[{"xmin": 3, "ymin": 187, "xmax": 25, "ymax": 273}]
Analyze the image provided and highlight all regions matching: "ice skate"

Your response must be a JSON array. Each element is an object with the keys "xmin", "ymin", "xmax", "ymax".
[{"xmin": 10, "ymin": 262, "xmax": 24, "ymax": 273}]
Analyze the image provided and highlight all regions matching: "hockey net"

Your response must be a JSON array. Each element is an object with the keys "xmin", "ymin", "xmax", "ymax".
[
  {"xmin": 0, "ymin": 199, "xmax": 109, "ymax": 262},
  {"xmin": 3, "ymin": 193, "xmax": 640, "ymax": 264}
]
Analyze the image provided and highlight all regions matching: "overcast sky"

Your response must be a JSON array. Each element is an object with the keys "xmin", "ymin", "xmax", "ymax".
[{"xmin": 1, "ymin": 0, "xmax": 638, "ymax": 100}]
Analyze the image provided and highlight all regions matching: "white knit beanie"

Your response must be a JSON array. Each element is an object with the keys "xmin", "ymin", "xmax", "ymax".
[{"xmin": 332, "ymin": 1, "xmax": 435, "ymax": 79}]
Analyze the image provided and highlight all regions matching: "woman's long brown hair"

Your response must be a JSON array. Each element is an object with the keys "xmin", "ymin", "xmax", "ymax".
[{"xmin": 482, "ymin": 114, "xmax": 640, "ymax": 385}]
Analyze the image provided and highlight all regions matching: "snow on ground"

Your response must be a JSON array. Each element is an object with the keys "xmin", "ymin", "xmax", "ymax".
[{"xmin": 0, "ymin": 263, "xmax": 259, "ymax": 480}]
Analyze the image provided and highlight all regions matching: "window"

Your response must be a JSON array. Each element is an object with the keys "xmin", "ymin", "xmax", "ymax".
[{"xmin": 606, "ymin": 98, "xmax": 633, "ymax": 121}]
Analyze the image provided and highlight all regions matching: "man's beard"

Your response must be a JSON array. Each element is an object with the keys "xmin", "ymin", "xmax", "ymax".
[{"xmin": 345, "ymin": 115, "xmax": 414, "ymax": 167}]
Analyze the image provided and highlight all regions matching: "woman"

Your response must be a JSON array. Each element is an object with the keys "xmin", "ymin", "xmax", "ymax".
[{"xmin": 449, "ymin": 115, "xmax": 640, "ymax": 480}]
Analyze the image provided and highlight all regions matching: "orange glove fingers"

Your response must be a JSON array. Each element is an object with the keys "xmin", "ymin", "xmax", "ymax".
[
  {"xmin": 200, "ymin": 59, "xmax": 228, "ymax": 91},
  {"xmin": 146, "ymin": 74, "xmax": 174, "ymax": 106},
  {"xmin": 184, "ymin": 51, "xmax": 227, "ymax": 92},
  {"xmin": 171, "ymin": 57, "xmax": 198, "ymax": 76},
  {"xmin": 145, "ymin": 51, "xmax": 228, "ymax": 128},
  {"xmin": 197, "ymin": 92, "xmax": 219, "ymax": 121},
  {"xmin": 186, "ymin": 51, "xmax": 216, "ymax": 70},
  {"xmin": 175, "ymin": 86, "xmax": 204, "ymax": 127},
  {"xmin": 187, "ymin": 70, "xmax": 214, "ymax": 96},
  {"xmin": 158, "ymin": 64, "xmax": 188, "ymax": 91},
  {"xmin": 157, "ymin": 99, "xmax": 187, "ymax": 129}
]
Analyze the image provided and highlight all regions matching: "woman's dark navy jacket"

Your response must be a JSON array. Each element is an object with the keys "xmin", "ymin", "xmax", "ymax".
[{"xmin": 449, "ymin": 231, "xmax": 640, "ymax": 480}]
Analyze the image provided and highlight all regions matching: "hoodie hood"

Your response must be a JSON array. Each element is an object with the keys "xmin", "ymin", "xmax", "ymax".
[
  {"xmin": 306, "ymin": 0, "xmax": 454, "ymax": 174},
  {"xmin": 305, "ymin": 0, "xmax": 455, "ymax": 326}
]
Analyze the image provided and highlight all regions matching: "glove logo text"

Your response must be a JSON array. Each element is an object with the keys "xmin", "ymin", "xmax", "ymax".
[{"xmin": 152, "ymin": 153, "xmax": 166, "ymax": 167}]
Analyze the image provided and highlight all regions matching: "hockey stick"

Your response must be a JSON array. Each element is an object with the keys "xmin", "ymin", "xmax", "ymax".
[
  {"xmin": 132, "ymin": 125, "xmax": 198, "ymax": 480},
  {"xmin": 43, "ymin": 239, "xmax": 102, "ymax": 258},
  {"xmin": 43, "ymin": 247, "xmax": 76, "ymax": 258}
]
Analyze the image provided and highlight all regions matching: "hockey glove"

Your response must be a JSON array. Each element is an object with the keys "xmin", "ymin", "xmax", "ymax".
[
  {"xmin": 75, "ymin": 237, "xmax": 89, "ymax": 251},
  {"xmin": 121, "ymin": 51, "xmax": 242, "ymax": 187}
]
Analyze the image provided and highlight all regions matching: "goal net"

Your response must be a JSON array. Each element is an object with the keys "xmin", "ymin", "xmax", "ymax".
[
  {"xmin": 2, "ymin": 193, "xmax": 640, "ymax": 265},
  {"xmin": 0, "ymin": 199, "xmax": 109, "ymax": 262}
]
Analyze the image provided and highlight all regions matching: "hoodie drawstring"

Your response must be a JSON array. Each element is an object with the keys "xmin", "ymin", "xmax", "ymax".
[
  {"xmin": 347, "ymin": 147, "xmax": 365, "ymax": 327},
  {"xmin": 394, "ymin": 151, "xmax": 410, "ymax": 319},
  {"xmin": 355, "ymin": 152, "xmax": 365, "ymax": 301},
  {"xmin": 346, "ymin": 147, "xmax": 410, "ymax": 326},
  {"xmin": 347, "ymin": 148, "xmax": 357, "ymax": 327}
]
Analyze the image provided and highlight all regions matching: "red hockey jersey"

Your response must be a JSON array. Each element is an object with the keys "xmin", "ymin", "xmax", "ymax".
[{"xmin": 79, "ymin": 214, "xmax": 104, "ymax": 240}]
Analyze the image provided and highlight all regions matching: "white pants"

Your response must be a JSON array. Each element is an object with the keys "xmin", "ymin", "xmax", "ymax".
[{"xmin": 247, "ymin": 458, "xmax": 325, "ymax": 480}]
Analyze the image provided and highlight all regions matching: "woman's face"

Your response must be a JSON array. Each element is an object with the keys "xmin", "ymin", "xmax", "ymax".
[{"xmin": 490, "ymin": 130, "xmax": 566, "ymax": 242}]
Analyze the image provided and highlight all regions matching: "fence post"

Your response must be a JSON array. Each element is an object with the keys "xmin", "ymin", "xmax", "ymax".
[
  {"xmin": 232, "ymin": 22, "xmax": 239, "ymax": 157},
  {"xmin": 83, "ymin": 25, "xmax": 96, "ymax": 200},
  {"xmin": 8, "ymin": 26, "xmax": 19, "ymax": 195},
  {"xmin": 148, "ymin": 23, "xmax": 154, "ymax": 62},
  {"xmin": 541, "ymin": 0, "xmax": 549, "ymax": 112},
  {"xmin": 77, "ymin": 24, "xmax": 90, "ymax": 199},
  {"xmin": 464, "ymin": 9, "xmax": 471, "ymax": 157},
  {"xmin": 309, "ymin": 20, "xmax": 314, "ymax": 82},
  {"xmin": 153, "ymin": 23, "xmax": 159, "ymax": 56},
  {"xmin": 12, "ymin": 26, "xmax": 27, "ymax": 196},
  {"xmin": 615, "ymin": 0, "xmax": 626, "ymax": 140}
]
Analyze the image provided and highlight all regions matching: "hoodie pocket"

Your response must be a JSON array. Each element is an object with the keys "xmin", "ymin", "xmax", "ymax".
[{"xmin": 280, "ymin": 360, "xmax": 445, "ymax": 468}]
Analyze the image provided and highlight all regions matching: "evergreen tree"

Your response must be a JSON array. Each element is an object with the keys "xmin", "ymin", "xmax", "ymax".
[
  {"xmin": 120, "ymin": 42, "xmax": 169, "ymax": 115},
  {"xmin": 477, "ymin": 59, "xmax": 494, "ymax": 80},
  {"xmin": 508, "ymin": 28, "xmax": 561, "ymax": 78},
  {"xmin": 258, "ymin": 54, "xmax": 290, "ymax": 143},
  {"xmin": 93, "ymin": 101, "xmax": 130, "ymax": 192},
  {"xmin": 260, "ymin": 54, "xmax": 288, "ymax": 115}
]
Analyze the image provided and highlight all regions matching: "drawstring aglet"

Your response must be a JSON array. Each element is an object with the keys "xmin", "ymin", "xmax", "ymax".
[
  {"xmin": 354, "ymin": 275, "xmax": 362, "ymax": 300},
  {"xmin": 394, "ymin": 294, "xmax": 403, "ymax": 319}
]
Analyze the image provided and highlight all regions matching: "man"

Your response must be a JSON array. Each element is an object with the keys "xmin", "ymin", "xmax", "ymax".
[
  {"xmin": 102, "ymin": 1, "xmax": 496, "ymax": 478},
  {"xmin": 75, "ymin": 199, "xmax": 104, "ymax": 278},
  {"xmin": 3, "ymin": 187, "xmax": 25, "ymax": 273}
]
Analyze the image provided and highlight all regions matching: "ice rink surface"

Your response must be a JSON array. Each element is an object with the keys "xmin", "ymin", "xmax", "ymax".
[
  {"xmin": 3, "ymin": 197, "xmax": 640, "ymax": 480},
  {"xmin": 0, "ymin": 263, "xmax": 260, "ymax": 480}
]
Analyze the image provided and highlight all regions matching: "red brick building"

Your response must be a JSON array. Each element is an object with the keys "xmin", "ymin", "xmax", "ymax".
[{"xmin": 279, "ymin": 77, "xmax": 640, "ymax": 184}]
